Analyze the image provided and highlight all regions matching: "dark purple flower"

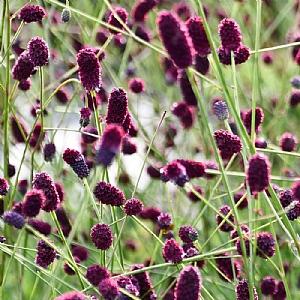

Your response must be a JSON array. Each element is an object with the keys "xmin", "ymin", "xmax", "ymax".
[
  {"xmin": 32, "ymin": 172, "xmax": 60, "ymax": 212},
  {"xmin": 255, "ymin": 137, "xmax": 268, "ymax": 149},
  {"xmin": 186, "ymin": 16, "xmax": 210, "ymax": 56},
  {"xmin": 81, "ymin": 126, "xmax": 98, "ymax": 144},
  {"xmin": 132, "ymin": 0, "xmax": 157, "ymax": 23},
  {"xmin": 187, "ymin": 186, "xmax": 203, "ymax": 202},
  {"xmin": 55, "ymin": 206, "xmax": 72, "ymax": 237},
  {"xmin": 279, "ymin": 132, "xmax": 298, "ymax": 152},
  {"xmin": 213, "ymin": 101, "xmax": 229, "ymax": 121},
  {"xmin": 27, "ymin": 219, "xmax": 51, "ymax": 235},
  {"xmin": 204, "ymin": 161, "xmax": 219, "ymax": 179},
  {"xmin": 273, "ymin": 280, "xmax": 286, "ymax": 300},
  {"xmin": 286, "ymin": 200, "xmax": 300, "ymax": 220},
  {"xmin": 172, "ymin": 2, "xmax": 191, "ymax": 21},
  {"xmin": 55, "ymin": 88, "xmax": 70, "ymax": 104},
  {"xmin": 86, "ymin": 264, "xmax": 110, "ymax": 286},
  {"xmin": 178, "ymin": 69, "xmax": 197, "ymax": 106},
  {"xmin": 54, "ymin": 183, "xmax": 65, "ymax": 203},
  {"xmin": 79, "ymin": 107, "xmax": 91, "ymax": 128},
  {"xmin": 123, "ymin": 198, "xmax": 144, "ymax": 216},
  {"xmin": 99, "ymin": 278, "xmax": 120, "ymax": 300},
  {"xmin": 161, "ymin": 161, "xmax": 188, "ymax": 187},
  {"xmin": 262, "ymin": 52, "xmax": 273, "ymax": 64},
  {"xmin": 216, "ymin": 205, "xmax": 234, "ymax": 232},
  {"xmin": 77, "ymin": 48, "xmax": 102, "ymax": 92},
  {"xmin": 122, "ymin": 136, "xmax": 137, "ymax": 155},
  {"xmin": 43, "ymin": 142, "xmax": 56, "ymax": 162},
  {"xmin": 93, "ymin": 181, "xmax": 126, "ymax": 206},
  {"xmin": 290, "ymin": 89, "xmax": 300, "ymax": 107},
  {"xmin": 234, "ymin": 193, "xmax": 248, "ymax": 209},
  {"xmin": 54, "ymin": 291, "xmax": 86, "ymax": 300},
  {"xmin": 260, "ymin": 276, "xmax": 277, "ymax": 296},
  {"xmin": 279, "ymin": 190, "xmax": 294, "ymax": 208},
  {"xmin": 171, "ymin": 102, "xmax": 195, "ymax": 129},
  {"xmin": 178, "ymin": 225, "xmax": 198, "ymax": 243},
  {"xmin": 195, "ymin": 54, "xmax": 210, "ymax": 75},
  {"xmin": 0, "ymin": 178, "xmax": 9, "ymax": 196},
  {"xmin": 230, "ymin": 224, "xmax": 250, "ymax": 240},
  {"xmin": 175, "ymin": 266, "xmax": 201, "ymax": 300},
  {"xmin": 62, "ymin": 148, "xmax": 89, "ymax": 179},
  {"xmin": 129, "ymin": 78, "xmax": 145, "ymax": 93},
  {"xmin": 106, "ymin": 88, "xmax": 128, "ymax": 125},
  {"xmin": 157, "ymin": 11, "xmax": 194, "ymax": 69},
  {"xmin": 256, "ymin": 232, "xmax": 276, "ymax": 258},
  {"xmin": 292, "ymin": 181, "xmax": 300, "ymax": 200},
  {"xmin": 71, "ymin": 246, "xmax": 89, "ymax": 262},
  {"xmin": 18, "ymin": 78, "xmax": 31, "ymax": 91},
  {"xmin": 3, "ymin": 211, "xmax": 26, "ymax": 229},
  {"xmin": 22, "ymin": 189, "xmax": 45, "ymax": 217},
  {"xmin": 217, "ymin": 45, "xmax": 250, "ymax": 65},
  {"xmin": 139, "ymin": 206, "xmax": 161, "ymax": 223},
  {"xmin": 90, "ymin": 223, "xmax": 113, "ymax": 250},
  {"xmin": 108, "ymin": 7, "xmax": 128, "ymax": 34},
  {"xmin": 177, "ymin": 159, "xmax": 205, "ymax": 179},
  {"xmin": 35, "ymin": 239, "xmax": 56, "ymax": 268},
  {"xmin": 18, "ymin": 5, "xmax": 46, "ymax": 23},
  {"xmin": 130, "ymin": 264, "xmax": 157, "ymax": 300},
  {"xmin": 63, "ymin": 256, "xmax": 81, "ymax": 276},
  {"xmin": 216, "ymin": 252, "xmax": 240, "ymax": 282},
  {"xmin": 134, "ymin": 23, "xmax": 152, "ymax": 42},
  {"xmin": 242, "ymin": 107, "xmax": 264, "ymax": 135},
  {"xmin": 235, "ymin": 279, "xmax": 258, "ymax": 300},
  {"xmin": 290, "ymin": 76, "xmax": 300, "ymax": 89},
  {"xmin": 7, "ymin": 164, "xmax": 16, "ymax": 178},
  {"xmin": 162, "ymin": 238, "xmax": 184, "ymax": 263},
  {"xmin": 12, "ymin": 51, "xmax": 35, "ymax": 81},
  {"xmin": 236, "ymin": 235, "xmax": 251, "ymax": 257},
  {"xmin": 147, "ymin": 164, "xmax": 163, "ymax": 179},
  {"xmin": 218, "ymin": 18, "xmax": 242, "ymax": 51},
  {"xmin": 157, "ymin": 213, "xmax": 172, "ymax": 230},
  {"xmin": 96, "ymin": 28, "xmax": 109, "ymax": 45},
  {"xmin": 27, "ymin": 36, "xmax": 50, "ymax": 67},
  {"xmin": 246, "ymin": 153, "xmax": 270, "ymax": 193},
  {"xmin": 18, "ymin": 179, "xmax": 28, "ymax": 195}
]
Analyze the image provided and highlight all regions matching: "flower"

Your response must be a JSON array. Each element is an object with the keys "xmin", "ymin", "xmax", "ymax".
[
  {"xmin": 255, "ymin": 137, "xmax": 268, "ymax": 149},
  {"xmin": 218, "ymin": 18, "xmax": 242, "ymax": 52},
  {"xmin": 79, "ymin": 107, "xmax": 91, "ymax": 128},
  {"xmin": 43, "ymin": 142, "xmax": 56, "ymax": 162},
  {"xmin": 27, "ymin": 36, "xmax": 50, "ymax": 67},
  {"xmin": 71, "ymin": 246, "xmax": 89, "ymax": 262},
  {"xmin": 186, "ymin": 16, "xmax": 210, "ymax": 56},
  {"xmin": 273, "ymin": 280, "xmax": 286, "ymax": 300},
  {"xmin": 234, "ymin": 193, "xmax": 248, "ymax": 209},
  {"xmin": 235, "ymin": 279, "xmax": 258, "ymax": 300},
  {"xmin": 139, "ymin": 206, "xmax": 161, "ymax": 223},
  {"xmin": 108, "ymin": 7, "xmax": 128, "ymax": 34},
  {"xmin": 3, "ymin": 211, "xmax": 26, "ymax": 229},
  {"xmin": 217, "ymin": 45, "xmax": 250, "ymax": 65},
  {"xmin": 18, "ymin": 79, "xmax": 31, "ymax": 91},
  {"xmin": 157, "ymin": 11, "xmax": 194, "ymax": 68},
  {"xmin": 61, "ymin": 8, "xmax": 71, "ymax": 23},
  {"xmin": 55, "ymin": 206, "xmax": 72, "ymax": 237},
  {"xmin": 216, "ymin": 252, "xmax": 240, "ymax": 282},
  {"xmin": 178, "ymin": 225, "xmax": 198, "ymax": 243},
  {"xmin": 55, "ymin": 183, "xmax": 65, "ymax": 203},
  {"xmin": 93, "ymin": 181, "xmax": 126, "ymax": 206},
  {"xmin": 12, "ymin": 51, "xmax": 35, "ymax": 81},
  {"xmin": 187, "ymin": 186, "xmax": 203, "ymax": 202},
  {"xmin": 90, "ymin": 223, "xmax": 113, "ymax": 250},
  {"xmin": 129, "ymin": 78, "xmax": 146, "ymax": 93},
  {"xmin": 27, "ymin": 219, "xmax": 51, "ymax": 235},
  {"xmin": 178, "ymin": 69, "xmax": 197, "ymax": 106},
  {"xmin": 56, "ymin": 88, "xmax": 70, "ymax": 104},
  {"xmin": 106, "ymin": 88, "xmax": 128, "ymax": 125},
  {"xmin": 290, "ymin": 89, "xmax": 300, "ymax": 107},
  {"xmin": 62, "ymin": 148, "xmax": 89, "ymax": 179},
  {"xmin": 160, "ymin": 161, "xmax": 188, "ymax": 187},
  {"xmin": 279, "ymin": 189, "xmax": 294, "ymax": 208},
  {"xmin": 230, "ymin": 224, "xmax": 250, "ymax": 240},
  {"xmin": 157, "ymin": 213, "xmax": 172, "ymax": 230},
  {"xmin": 123, "ymin": 198, "xmax": 144, "ymax": 216},
  {"xmin": 246, "ymin": 153, "xmax": 270, "ymax": 193},
  {"xmin": 279, "ymin": 132, "xmax": 298, "ymax": 152},
  {"xmin": 132, "ymin": 0, "xmax": 157, "ymax": 23},
  {"xmin": 81, "ymin": 126, "xmax": 98, "ymax": 144},
  {"xmin": 86, "ymin": 264, "xmax": 110, "ymax": 286},
  {"xmin": 162, "ymin": 238, "xmax": 184, "ymax": 263},
  {"xmin": 242, "ymin": 107, "xmax": 264, "ymax": 135},
  {"xmin": 286, "ymin": 200, "xmax": 300, "ymax": 220},
  {"xmin": 63, "ymin": 256, "xmax": 81, "ymax": 276},
  {"xmin": 235, "ymin": 236, "xmax": 250, "ymax": 257},
  {"xmin": 171, "ymin": 102, "xmax": 195, "ymax": 129},
  {"xmin": 77, "ymin": 48, "xmax": 102, "ymax": 92},
  {"xmin": 99, "ymin": 278, "xmax": 120, "ymax": 300},
  {"xmin": 213, "ymin": 101, "xmax": 229, "ymax": 121},
  {"xmin": 260, "ymin": 276, "xmax": 277, "ymax": 296},
  {"xmin": 122, "ymin": 136, "xmax": 137, "ymax": 155},
  {"xmin": 256, "ymin": 232, "xmax": 276, "ymax": 258},
  {"xmin": 22, "ymin": 189, "xmax": 45, "ymax": 217},
  {"xmin": 0, "ymin": 178, "xmax": 9, "ymax": 196},
  {"xmin": 216, "ymin": 205, "xmax": 235, "ymax": 232},
  {"xmin": 195, "ymin": 54, "xmax": 210, "ymax": 75},
  {"xmin": 18, "ymin": 5, "xmax": 46, "ymax": 23},
  {"xmin": 35, "ymin": 239, "xmax": 56, "ymax": 268},
  {"xmin": 54, "ymin": 291, "xmax": 86, "ymax": 300},
  {"xmin": 175, "ymin": 266, "xmax": 202, "ymax": 300}
]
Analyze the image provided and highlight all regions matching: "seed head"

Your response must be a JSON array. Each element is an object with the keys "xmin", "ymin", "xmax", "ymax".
[
  {"xmin": 35, "ymin": 239, "xmax": 56, "ymax": 268},
  {"xmin": 132, "ymin": 0, "xmax": 157, "ymax": 23},
  {"xmin": 123, "ymin": 198, "xmax": 144, "ymax": 216},
  {"xmin": 157, "ymin": 11, "xmax": 194, "ymax": 69},
  {"xmin": 12, "ymin": 51, "xmax": 35, "ymax": 81},
  {"xmin": 3, "ymin": 211, "xmax": 26, "ymax": 229},
  {"xmin": 108, "ymin": 7, "xmax": 128, "ymax": 34},
  {"xmin": 162, "ymin": 238, "xmax": 184, "ymax": 263},
  {"xmin": 27, "ymin": 36, "xmax": 50, "ymax": 67},
  {"xmin": 61, "ymin": 8, "xmax": 71, "ymax": 23},
  {"xmin": 86, "ymin": 264, "xmax": 110, "ymax": 286},
  {"xmin": 90, "ymin": 223, "xmax": 113, "ymax": 250},
  {"xmin": 93, "ymin": 181, "xmax": 126, "ymax": 206},
  {"xmin": 18, "ymin": 5, "xmax": 46, "ymax": 23},
  {"xmin": 213, "ymin": 101, "xmax": 229, "ymax": 121}
]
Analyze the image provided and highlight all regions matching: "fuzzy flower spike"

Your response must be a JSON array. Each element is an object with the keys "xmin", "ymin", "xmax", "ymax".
[
  {"xmin": 18, "ymin": 5, "xmax": 46, "ymax": 23},
  {"xmin": 27, "ymin": 37, "xmax": 50, "ymax": 67},
  {"xmin": 77, "ymin": 48, "xmax": 102, "ymax": 92}
]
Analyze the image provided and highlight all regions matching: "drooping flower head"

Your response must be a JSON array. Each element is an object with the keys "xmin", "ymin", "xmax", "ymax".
[
  {"xmin": 157, "ymin": 11, "xmax": 194, "ymax": 69},
  {"xmin": 93, "ymin": 181, "xmax": 126, "ymax": 206},
  {"xmin": 77, "ymin": 48, "xmax": 102, "ymax": 92},
  {"xmin": 27, "ymin": 36, "xmax": 50, "ymax": 67},
  {"xmin": 108, "ymin": 7, "xmax": 128, "ymax": 34},
  {"xmin": 90, "ymin": 223, "xmax": 113, "ymax": 250},
  {"xmin": 132, "ymin": 0, "xmax": 157, "ymax": 23},
  {"xmin": 18, "ymin": 5, "xmax": 46, "ymax": 23}
]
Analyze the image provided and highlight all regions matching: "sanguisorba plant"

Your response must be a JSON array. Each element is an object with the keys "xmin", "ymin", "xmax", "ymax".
[{"xmin": 1, "ymin": 0, "xmax": 300, "ymax": 299}]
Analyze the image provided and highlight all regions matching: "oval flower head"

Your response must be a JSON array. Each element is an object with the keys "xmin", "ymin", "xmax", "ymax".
[{"xmin": 77, "ymin": 48, "xmax": 102, "ymax": 92}]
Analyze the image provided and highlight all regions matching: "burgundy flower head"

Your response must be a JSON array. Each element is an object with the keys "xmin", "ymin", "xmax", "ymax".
[
  {"xmin": 279, "ymin": 132, "xmax": 298, "ymax": 152},
  {"xmin": 290, "ymin": 89, "xmax": 300, "ymax": 107},
  {"xmin": 160, "ymin": 160, "xmax": 188, "ymax": 187},
  {"xmin": 22, "ymin": 189, "xmax": 45, "ymax": 217},
  {"xmin": 235, "ymin": 235, "xmax": 251, "ymax": 257},
  {"xmin": 256, "ymin": 232, "xmax": 276, "ymax": 258},
  {"xmin": 279, "ymin": 189, "xmax": 294, "ymax": 208},
  {"xmin": 71, "ymin": 246, "xmax": 89, "ymax": 262},
  {"xmin": 178, "ymin": 69, "xmax": 197, "ymax": 106},
  {"xmin": 79, "ymin": 107, "xmax": 91, "ymax": 128},
  {"xmin": 18, "ymin": 78, "xmax": 31, "ymax": 91},
  {"xmin": 43, "ymin": 142, "xmax": 56, "ymax": 162},
  {"xmin": 171, "ymin": 102, "xmax": 195, "ymax": 129},
  {"xmin": 3, "ymin": 211, "xmax": 26, "ymax": 229},
  {"xmin": 157, "ymin": 11, "xmax": 194, "ymax": 69},
  {"xmin": 99, "ymin": 278, "xmax": 120, "ymax": 300},
  {"xmin": 90, "ymin": 223, "xmax": 113, "ymax": 250},
  {"xmin": 286, "ymin": 200, "xmax": 300, "ymax": 220},
  {"xmin": 186, "ymin": 16, "xmax": 210, "ymax": 56},
  {"xmin": 162, "ymin": 238, "xmax": 184, "ymax": 263},
  {"xmin": 86, "ymin": 264, "xmax": 110, "ymax": 286},
  {"xmin": 195, "ymin": 54, "xmax": 210, "ymax": 75},
  {"xmin": 177, "ymin": 159, "xmax": 205, "ymax": 179},
  {"xmin": 255, "ymin": 137, "xmax": 268, "ymax": 149},
  {"xmin": 235, "ymin": 279, "xmax": 258, "ymax": 300},
  {"xmin": 246, "ymin": 153, "xmax": 270, "ymax": 193},
  {"xmin": 216, "ymin": 252, "xmax": 240, "ymax": 282},
  {"xmin": 0, "ymin": 178, "xmax": 9, "ymax": 196},
  {"xmin": 27, "ymin": 219, "xmax": 51, "ymax": 235},
  {"xmin": 55, "ymin": 206, "xmax": 72, "ymax": 237},
  {"xmin": 178, "ymin": 225, "xmax": 198, "ymax": 243},
  {"xmin": 123, "ymin": 198, "xmax": 144, "ymax": 216},
  {"xmin": 172, "ymin": 2, "xmax": 191, "ymax": 21},
  {"xmin": 77, "ymin": 48, "xmax": 102, "ymax": 92},
  {"xmin": 175, "ymin": 266, "xmax": 202, "ymax": 300},
  {"xmin": 54, "ymin": 291, "xmax": 86, "ymax": 300},
  {"xmin": 62, "ymin": 148, "xmax": 89, "ymax": 179},
  {"xmin": 108, "ymin": 7, "xmax": 128, "ymax": 34},
  {"xmin": 18, "ymin": 5, "xmax": 46, "ymax": 23},
  {"xmin": 218, "ymin": 45, "xmax": 250, "ymax": 65},
  {"xmin": 230, "ymin": 224, "xmax": 250, "ymax": 240},
  {"xmin": 10, "ymin": 115, "xmax": 28, "ymax": 143},
  {"xmin": 27, "ymin": 36, "xmax": 50, "ymax": 67},
  {"xmin": 234, "ymin": 192, "xmax": 248, "ymax": 209},
  {"xmin": 56, "ymin": 88, "xmax": 70, "ymax": 104},
  {"xmin": 122, "ymin": 136, "xmax": 137, "ymax": 155},
  {"xmin": 132, "ymin": 0, "xmax": 157, "ymax": 23},
  {"xmin": 12, "ymin": 51, "xmax": 35, "ymax": 81},
  {"xmin": 273, "ymin": 280, "xmax": 286, "ymax": 300},
  {"xmin": 82, "ymin": 126, "xmax": 98, "ymax": 144},
  {"xmin": 214, "ymin": 101, "xmax": 229, "ymax": 121},
  {"xmin": 63, "ymin": 256, "xmax": 80, "ymax": 276},
  {"xmin": 187, "ymin": 186, "xmax": 203, "ymax": 202},
  {"xmin": 216, "ymin": 205, "xmax": 235, "ymax": 232},
  {"xmin": 218, "ymin": 18, "xmax": 242, "ymax": 52},
  {"xmin": 35, "ymin": 239, "xmax": 56, "ymax": 268},
  {"xmin": 93, "ymin": 181, "xmax": 126, "ymax": 206},
  {"xmin": 157, "ymin": 213, "xmax": 172, "ymax": 230},
  {"xmin": 106, "ymin": 88, "xmax": 128, "ymax": 125},
  {"xmin": 260, "ymin": 276, "xmax": 277, "ymax": 296},
  {"xmin": 242, "ymin": 107, "xmax": 264, "ymax": 135},
  {"xmin": 129, "ymin": 78, "xmax": 146, "ymax": 93},
  {"xmin": 139, "ymin": 206, "xmax": 161, "ymax": 223}
]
